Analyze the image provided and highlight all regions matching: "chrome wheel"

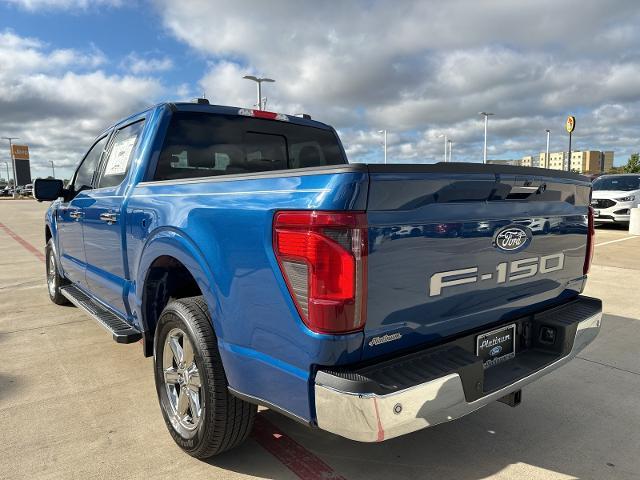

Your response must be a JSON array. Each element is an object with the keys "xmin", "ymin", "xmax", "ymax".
[
  {"xmin": 47, "ymin": 251, "xmax": 57, "ymax": 297},
  {"xmin": 162, "ymin": 328, "xmax": 202, "ymax": 436}
]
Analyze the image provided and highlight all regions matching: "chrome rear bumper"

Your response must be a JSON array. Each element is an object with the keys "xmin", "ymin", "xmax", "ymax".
[{"xmin": 314, "ymin": 299, "xmax": 602, "ymax": 442}]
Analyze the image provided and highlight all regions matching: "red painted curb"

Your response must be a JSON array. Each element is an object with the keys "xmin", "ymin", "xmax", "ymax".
[
  {"xmin": 252, "ymin": 416, "xmax": 346, "ymax": 480},
  {"xmin": 0, "ymin": 222, "xmax": 45, "ymax": 262}
]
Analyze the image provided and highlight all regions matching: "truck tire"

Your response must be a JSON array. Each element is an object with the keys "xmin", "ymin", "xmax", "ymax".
[
  {"xmin": 154, "ymin": 296, "xmax": 256, "ymax": 458},
  {"xmin": 45, "ymin": 239, "xmax": 69, "ymax": 305}
]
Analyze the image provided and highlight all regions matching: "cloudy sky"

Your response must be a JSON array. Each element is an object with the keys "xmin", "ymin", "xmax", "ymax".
[{"xmin": 1, "ymin": 0, "xmax": 640, "ymax": 180}]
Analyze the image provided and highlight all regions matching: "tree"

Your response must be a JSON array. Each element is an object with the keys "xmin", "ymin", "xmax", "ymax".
[{"xmin": 623, "ymin": 153, "xmax": 640, "ymax": 173}]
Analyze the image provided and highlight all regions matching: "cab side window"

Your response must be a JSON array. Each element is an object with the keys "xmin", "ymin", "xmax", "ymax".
[
  {"xmin": 98, "ymin": 120, "xmax": 145, "ymax": 188},
  {"xmin": 71, "ymin": 135, "xmax": 109, "ymax": 192}
]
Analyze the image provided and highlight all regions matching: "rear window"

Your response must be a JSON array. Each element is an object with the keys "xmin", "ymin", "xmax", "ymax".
[
  {"xmin": 593, "ymin": 176, "xmax": 640, "ymax": 191},
  {"xmin": 154, "ymin": 112, "xmax": 346, "ymax": 181}
]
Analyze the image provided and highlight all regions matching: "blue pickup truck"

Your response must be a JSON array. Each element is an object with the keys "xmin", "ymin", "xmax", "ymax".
[{"xmin": 34, "ymin": 100, "xmax": 602, "ymax": 458}]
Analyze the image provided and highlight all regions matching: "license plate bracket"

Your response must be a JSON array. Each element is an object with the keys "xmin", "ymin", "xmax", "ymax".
[{"xmin": 476, "ymin": 324, "xmax": 516, "ymax": 369}]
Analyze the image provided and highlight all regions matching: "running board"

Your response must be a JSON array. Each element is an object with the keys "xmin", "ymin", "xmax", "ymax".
[{"xmin": 60, "ymin": 285, "xmax": 142, "ymax": 343}]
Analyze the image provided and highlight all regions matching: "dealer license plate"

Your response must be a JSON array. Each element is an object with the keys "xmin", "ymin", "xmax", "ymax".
[{"xmin": 476, "ymin": 324, "xmax": 516, "ymax": 369}]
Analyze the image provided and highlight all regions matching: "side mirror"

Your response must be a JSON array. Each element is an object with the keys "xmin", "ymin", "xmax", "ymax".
[{"xmin": 34, "ymin": 178, "xmax": 64, "ymax": 201}]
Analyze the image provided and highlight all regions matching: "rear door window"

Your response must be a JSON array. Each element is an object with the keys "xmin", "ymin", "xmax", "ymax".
[{"xmin": 154, "ymin": 112, "xmax": 345, "ymax": 181}]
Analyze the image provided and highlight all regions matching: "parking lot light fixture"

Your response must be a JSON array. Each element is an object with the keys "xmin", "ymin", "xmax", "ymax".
[
  {"xmin": 1, "ymin": 161, "xmax": 10, "ymax": 185},
  {"xmin": 242, "ymin": 75, "xmax": 275, "ymax": 110},
  {"xmin": 378, "ymin": 130, "xmax": 387, "ymax": 164},
  {"xmin": 479, "ymin": 112, "xmax": 494, "ymax": 164},
  {"xmin": 545, "ymin": 129, "xmax": 551, "ymax": 169},
  {"xmin": 2, "ymin": 137, "xmax": 19, "ymax": 198},
  {"xmin": 438, "ymin": 134, "xmax": 447, "ymax": 163}
]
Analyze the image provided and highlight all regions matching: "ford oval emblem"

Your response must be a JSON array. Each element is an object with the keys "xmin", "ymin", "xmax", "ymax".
[
  {"xmin": 493, "ymin": 225, "xmax": 531, "ymax": 252},
  {"xmin": 490, "ymin": 345, "xmax": 503, "ymax": 357}
]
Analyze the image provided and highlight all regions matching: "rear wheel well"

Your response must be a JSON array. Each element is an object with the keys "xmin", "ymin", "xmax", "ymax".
[{"xmin": 141, "ymin": 256, "xmax": 202, "ymax": 357}]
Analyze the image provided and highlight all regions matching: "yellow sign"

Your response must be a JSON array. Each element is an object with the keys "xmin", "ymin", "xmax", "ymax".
[
  {"xmin": 565, "ymin": 116, "xmax": 575, "ymax": 134},
  {"xmin": 11, "ymin": 144, "xmax": 29, "ymax": 160}
]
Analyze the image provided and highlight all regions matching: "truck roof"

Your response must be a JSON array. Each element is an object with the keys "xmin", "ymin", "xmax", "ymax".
[
  {"xmin": 169, "ymin": 102, "xmax": 333, "ymax": 130},
  {"xmin": 99, "ymin": 101, "xmax": 333, "ymax": 137}
]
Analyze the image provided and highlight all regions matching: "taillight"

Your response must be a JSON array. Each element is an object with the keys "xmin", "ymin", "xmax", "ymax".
[
  {"xmin": 273, "ymin": 211, "xmax": 367, "ymax": 334},
  {"xmin": 584, "ymin": 206, "xmax": 595, "ymax": 275}
]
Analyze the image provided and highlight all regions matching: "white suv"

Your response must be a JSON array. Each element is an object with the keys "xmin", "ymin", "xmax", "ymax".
[{"xmin": 591, "ymin": 174, "xmax": 640, "ymax": 224}]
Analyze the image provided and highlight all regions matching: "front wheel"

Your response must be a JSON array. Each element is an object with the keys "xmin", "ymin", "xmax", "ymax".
[
  {"xmin": 154, "ymin": 296, "xmax": 256, "ymax": 458},
  {"xmin": 45, "ymin": 239, "xmax": 69, "ymax": 305}
]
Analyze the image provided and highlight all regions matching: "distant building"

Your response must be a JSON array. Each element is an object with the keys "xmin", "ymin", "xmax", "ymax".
[
  {"xmin": 521, "ymin": 155, "xmax": 534, "ymax": 168},
  {"xmin": 522, "ymin": 150, "xmax": 613, "ymax": 174}
]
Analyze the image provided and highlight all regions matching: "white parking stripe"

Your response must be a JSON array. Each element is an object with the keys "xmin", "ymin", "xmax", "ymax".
[{"xmin": 595, "ymin": 236, "xmax": 638, "ymax": 247}]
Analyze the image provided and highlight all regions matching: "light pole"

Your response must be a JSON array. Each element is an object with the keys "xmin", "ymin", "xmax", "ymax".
[
  {"xmin": 378, "ymin": 130, "xmax": 387, "ymax": 164},
  {"xmin": 242, "ymin": 75, "xmax": 275, "ymax": 110},
  {"xmin": 447, "ymin": 139, "xmax": 452, "ymax": 163},
  {"xmin": 49, "ymin": 160, "xmax": 55, "ymax": 178},
  {"xmin": 438, "ymin": 134, "xmax": 447, "ymax": 163},
  {"xmin": 1, "ymin": 161, "xmax": 10, "ymax": 185},
  {"xmin": 2, "ymin": 137, "xmax": 19, "ymax": 198},
  {"xmin": 545, "ymin": 129, "xmax": 550, "ymax": 169},
  {"xmin": 479, "ymin": 112, "xmax": 494, "ymax": 164}
]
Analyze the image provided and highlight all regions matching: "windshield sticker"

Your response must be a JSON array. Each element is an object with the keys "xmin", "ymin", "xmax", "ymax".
[{"xmin": 104, "ymin": 136, "xmax": 137, "ymax": 176}]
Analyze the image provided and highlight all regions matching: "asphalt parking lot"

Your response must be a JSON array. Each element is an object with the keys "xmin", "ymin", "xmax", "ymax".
[{"xmin": 1, "ymin": 199, "xmax": 639, "ymax": 480}]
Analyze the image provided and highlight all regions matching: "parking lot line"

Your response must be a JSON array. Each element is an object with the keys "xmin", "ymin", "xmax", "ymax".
[
  {"xmin": 0, "ymin": 221, "xmax": 44, "ymax": 262},
  {"xmin": 252, "ymin": 416, "xmax": 346, "ymax": 480},
  {"xmin": 595, "ymin": 236, "xmax": 637, "ymax": 247}
]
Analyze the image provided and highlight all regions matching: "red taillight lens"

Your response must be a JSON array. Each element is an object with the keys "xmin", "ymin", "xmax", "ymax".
[
  {"xmin": 273, "ymin": 211, "xmax": 367, "ymax": 334},
  {"xmin": 584, "ymin": 206, "xmax": 595, "ymax": 275}
]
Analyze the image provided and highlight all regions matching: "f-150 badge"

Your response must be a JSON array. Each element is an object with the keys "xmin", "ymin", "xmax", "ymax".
[{"xmin": 429, "ymin": 253, "xmax": 565, "ymax": 297}]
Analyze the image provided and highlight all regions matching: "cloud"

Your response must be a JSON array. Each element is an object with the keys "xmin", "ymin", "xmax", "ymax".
[
  {"xmin": 2, "ymin": 0, "xmax": 122, "ymax": 10},
  {"xmin": 0, "ymin": 30, "xmax": 164, "ymax": 180},
  {"xmin": 0, "ymin": 30, "xmax": 105, "ymax": 76},
  {"xmin": 121, "ymin": 52, "xmax": 173, "ymax": 74},
  {"xmin": 156, "ymin": 0, "xmax": 640, "ymax": 165}
]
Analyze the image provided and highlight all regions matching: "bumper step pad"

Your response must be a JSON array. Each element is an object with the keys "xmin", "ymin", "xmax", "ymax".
[
  {"xmin": 60, "ymin": 285, "xmax": 142, "ymax": 343},
  {"xmin": 317, "ymin": 296, "xmax": 603, "ymax": 402}
]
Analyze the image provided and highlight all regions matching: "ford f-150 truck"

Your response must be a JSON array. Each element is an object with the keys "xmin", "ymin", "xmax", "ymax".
[{"xmin": 34, "ymin": 100, "xmax": 602, "ymax": 459}]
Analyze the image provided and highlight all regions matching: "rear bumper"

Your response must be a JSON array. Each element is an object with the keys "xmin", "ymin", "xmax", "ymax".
[{"xmin": 314, "ymin": 296, "xmax": 602, "ymax": 442}]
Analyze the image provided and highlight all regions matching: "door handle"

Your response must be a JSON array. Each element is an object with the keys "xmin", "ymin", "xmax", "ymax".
[
  {"xmin": 69, "ymin": 210, "xmax": 83, "ymax": 220},
  {"xmin": 99, "ymin": 212, "xmax": 119, "ymax": 224}
]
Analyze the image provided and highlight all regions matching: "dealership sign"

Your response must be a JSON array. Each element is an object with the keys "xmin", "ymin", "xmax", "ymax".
[{"xmin": 11, "ymin": 144, "xmax": 30, "ymax": 160}]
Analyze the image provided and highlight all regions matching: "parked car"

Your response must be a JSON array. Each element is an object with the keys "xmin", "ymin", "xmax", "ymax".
[
  {"xmin": 0, "ymin": 186, "xmax": 11, "ymax": 197},
  {"xmin": 34, "ymin": 100, "xmax": 601, "ymax": 458},
  {"xmin": 591, "ymin": 174, "xmax": 640, "ymax": 224},
  {"xmin": 22, "ymin": 183, "xmax": 33, "ymax": 197}
]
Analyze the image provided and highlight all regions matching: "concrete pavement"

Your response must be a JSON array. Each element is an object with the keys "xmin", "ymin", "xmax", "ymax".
[{"xmin": 1, "ymin": 199, "xmax": 639, "ymax": 480}]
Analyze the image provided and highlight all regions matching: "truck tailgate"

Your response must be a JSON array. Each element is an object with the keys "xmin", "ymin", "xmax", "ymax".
[{"xmin": 363, "ymin": 164, "xmax": 592, "ymax": 360}]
